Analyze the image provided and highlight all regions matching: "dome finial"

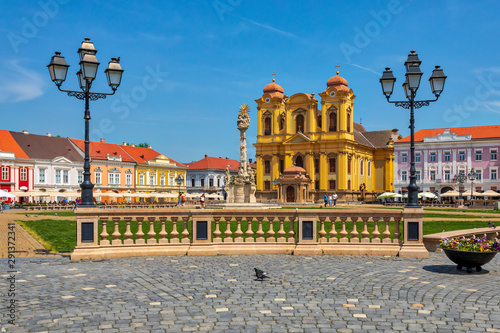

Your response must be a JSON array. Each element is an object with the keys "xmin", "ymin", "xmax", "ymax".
[
  {"xmin": 272, "ymin": 71, "xmax": 276, "ymax": 82},
  {"xmin": 335, "ymin": 63, "xmax": 340, "ymax": 75}
]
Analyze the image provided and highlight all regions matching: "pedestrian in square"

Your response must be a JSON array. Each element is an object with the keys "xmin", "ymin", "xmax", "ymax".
[
  {"xmin": 333, "ymin": 192, "xmax": 338, "ymax": 207},
  {"xmin": 329, "ymin": 194, "xmax": 333, "ymax": 206},
  {"xmin": 200, "ymin": 193, "xmax": 206, "ymax": 209},
  {"xmin": 323, "ymin": 194, "xmax": 328, "ymax": 207}
]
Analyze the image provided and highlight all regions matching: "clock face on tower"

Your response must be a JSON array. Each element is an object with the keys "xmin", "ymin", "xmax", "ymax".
[
  {"xmin": 265, "ymin": 97, "xmax": 271, "ymax": 103},
  {"xmin": 329, "ymin": 91, "xmax": 336, "ymax": 97}
]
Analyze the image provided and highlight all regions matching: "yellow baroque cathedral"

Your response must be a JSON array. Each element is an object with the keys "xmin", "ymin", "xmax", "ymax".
[{"xmin": 253, "ymin": 69, "xmax": 400, "ymax": 202}]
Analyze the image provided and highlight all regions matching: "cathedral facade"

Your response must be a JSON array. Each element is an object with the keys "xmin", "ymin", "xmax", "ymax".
[{"xmin": 253, "ymin": 70, "xmax": 399, "ymax": 202}]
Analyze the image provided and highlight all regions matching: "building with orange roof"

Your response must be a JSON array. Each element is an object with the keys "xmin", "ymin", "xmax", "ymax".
[
  {"xmin": 70, "ymin": 138, "xmax": 136, "ymax": 203},
  {"xmin": 394, "ymin": 126, "xmax": 500, "ymax": 198},
  {"xmin": 119, "ymin": 143, "xmax": 187, "ymax": 199},
  {"xmin": 254, "ymin": 70, "xmax": 398, "ymax": 202},
  {"xmin": 184, "ymin": 154, "xmax": 239, "ymax": 196},
  {"xmin": 10, "ymin": 130, "xmax": 85, "ymax": 203},
  {"xmin": 0, "ymin": 130, "xmax": 34, "ymax": 202}
]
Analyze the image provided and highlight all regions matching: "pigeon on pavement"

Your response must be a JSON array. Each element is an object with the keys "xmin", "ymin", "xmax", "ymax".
[
  {"xmin": 254, "ymin": 268, "xmax": 269, "ymax": 281},
  {"xmin": 25, "ymin": 214, "xmax": 30, "ymax": 217}
]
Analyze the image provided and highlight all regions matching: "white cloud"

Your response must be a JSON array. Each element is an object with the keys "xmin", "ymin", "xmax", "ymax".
[{"xmin": 0, "ymin": 60, "xmax": 45, "ymax": 103}]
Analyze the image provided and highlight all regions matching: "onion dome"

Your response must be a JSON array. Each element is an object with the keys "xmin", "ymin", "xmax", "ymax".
[
  {"xmin": 263, "ymin": 72, "xmax": 284, "ymax": 99},
  {"xmin": 326, "ymin": 64, "xmax": 350, "ymax": 92}
]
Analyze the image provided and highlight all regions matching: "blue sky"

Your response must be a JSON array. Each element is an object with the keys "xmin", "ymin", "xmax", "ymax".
[{"xmin": 1, "ymin": 0, "xmax": 499, "ymax": 163}]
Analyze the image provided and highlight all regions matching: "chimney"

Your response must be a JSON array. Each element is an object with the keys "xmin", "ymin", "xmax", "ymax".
[
  {"xmin": 249, "ymin": 158, "xmax": 253, "ymax": 163},
  {"xmin": 122, "ymin": 141, "xmax": 127, "ymax": 145},
  {"xmin": 219, "ymin": 156, "xmax": 222, "ymax": 159},
  {"xmin": 46, "ymin": 133, "xmax": 51, "ymax": 137},
  {"xmin": 131, "ymin": 143, "xmax": 135, "ymax": 147},
  {"xmin": 100, "ymin": 138, "xmax": 105, "ymax": 143},
  {"xmin": 148, "ymin": 145, "xmax": 152, "ymax": 149},
  {"xmin": 226, "ymin": 156, "xmax": 229, "ymax": 159},
  {"xmin": 205, "ymin": 154, "xmax": 208, "ymax": 158},
  {"xmin": 22, "ymin": 130, "xmax": 29, "ymax": 135}
]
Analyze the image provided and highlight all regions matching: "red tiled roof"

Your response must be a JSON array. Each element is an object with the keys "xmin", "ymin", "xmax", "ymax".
[
  {"xmin": 70, "ymin": 139, "xmax": 135, "ymax": 162},
  {"xmin": 185, "ymin": 156, "xmax": 239, "ymax": 171},
  {"xmin": 397, "ymin": 125, "xmax": 500, "ymax": 143},
  {"xmin": 0, "ymin": 130, "xmax": 29, "ymax": 159},
  {"xmin": 119, "ymin": 145, "xmax": 185, "ymax": 166}
]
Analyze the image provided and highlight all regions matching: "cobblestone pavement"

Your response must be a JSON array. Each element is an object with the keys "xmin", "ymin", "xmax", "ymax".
[{"xmin": 1, "ymin": 253, "xmax": 499, "ymax": 332}]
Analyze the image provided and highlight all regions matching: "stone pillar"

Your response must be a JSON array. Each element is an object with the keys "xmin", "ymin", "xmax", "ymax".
[
  {"xmin": 399, "ymin": 207, "xmax": 428, "ymax": 258},
  {"xmin": 319, "ymin": 153, "xmax": 327, "ymax": 191}
]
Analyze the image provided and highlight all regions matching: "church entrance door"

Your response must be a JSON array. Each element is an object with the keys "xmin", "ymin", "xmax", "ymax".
[{"xmin": 286, "ymin": 186, "xmax": 295, "ymax": 202}]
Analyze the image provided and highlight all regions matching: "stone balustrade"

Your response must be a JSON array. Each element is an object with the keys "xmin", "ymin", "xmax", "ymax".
[{"xmin": 72, "ymin": 208, "xmax": 428, "ymax": 259}]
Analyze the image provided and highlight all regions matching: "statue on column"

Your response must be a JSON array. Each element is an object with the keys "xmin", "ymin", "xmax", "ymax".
[{"xmin": 226, "ymin": 104, "xmax": 256, "ymax": 203}]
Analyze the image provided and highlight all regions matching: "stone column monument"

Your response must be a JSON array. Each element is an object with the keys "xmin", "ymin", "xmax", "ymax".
[{"xmin": 226, "ymin": 104, "xmax": 256, "ymax": 203}]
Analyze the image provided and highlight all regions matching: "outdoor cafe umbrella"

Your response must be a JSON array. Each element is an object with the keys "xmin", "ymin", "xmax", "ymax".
[
  {"xmin": 419, "ymin": 192, "xmax": 438, "ymax": 199},
  {"xmin": 205, "ymin": 193, "xmax": 223, "ymax": 199},
  {"xmin": 377, "ymin": 192, "xmax": 398, "ymax": 200},
  {"xmin": 474, "ymin": 190, "xmax": 500, "ymax": 197},
  {"xmin": 0, "ymin": 189, "xmax": 16, "ymax": 198},
  {"xmin": 440, "ymin": 190, "xmax": 460, "ymax": 197},
  {"xmin": 461, "ymin": 190, "xmax": 481, "ymax": 197}
]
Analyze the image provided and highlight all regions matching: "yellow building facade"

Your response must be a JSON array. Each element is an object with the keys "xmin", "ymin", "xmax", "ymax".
[
  {"xmin": 135, "ymin": 156, "xmax": 187, "ymax": 195},
  {"xmin": 253, "ymin": 70, "xmax": 397, "ymax": 202}
]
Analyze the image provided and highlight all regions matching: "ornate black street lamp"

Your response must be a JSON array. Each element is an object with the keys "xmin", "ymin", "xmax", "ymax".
[
  {"xmin": 175, "ymin": 175, "xmax": 184, "ymax": 195},
  {"xmin": 454, "ymin": 172, "xmax": 467, "ymax": 200},
  {"xmin": 468, "ymin": 170, "xmax": 477, "ymax": 201},
  {"xmin": 380, "ymin": 51, "xmax": 446, "ymax": 208},
  {"xmin": 48, "ymin": 38, "xmax": 123, "ymax": 207}
]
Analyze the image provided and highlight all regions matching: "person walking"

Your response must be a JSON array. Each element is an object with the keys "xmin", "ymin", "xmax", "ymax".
[
  {"xmin": 0, "ymin": 199, "xmax": 4, "ymax": 213},
  {"xmin": 200, "ymin": 193, "xmax": 206, "ymax": 209},
  {"xmin": 323, "ymin": 194, "xmax": 328, "ymax": 207},
  {"xmin": 178, "ymin": 192, "xmax": 182, "ymax": 208},
  {"xmin": 333, "ymin": 192, "xmax": 338, "ymax": 207},
  {"xmin": 328, "ymin": 194, "xmax": 333, "ymax": 206}
]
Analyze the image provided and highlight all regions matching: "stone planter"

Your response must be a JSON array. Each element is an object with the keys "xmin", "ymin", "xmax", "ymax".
[{"xmin": 442, "ymin": 248, "xmax": 498, "ymax": 273}]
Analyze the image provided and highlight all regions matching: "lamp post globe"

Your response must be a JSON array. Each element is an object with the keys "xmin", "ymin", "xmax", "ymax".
[
  {"xmin": 48, "ymin": 38, "xmax": 123, "ymax": 208},
  {"xmin": 175, "ymin": 175, "xmax": 184, "ymax": 194},
  {"xmin": 380, "ymin": 50, "xmax": 446, "ymax": 208}
]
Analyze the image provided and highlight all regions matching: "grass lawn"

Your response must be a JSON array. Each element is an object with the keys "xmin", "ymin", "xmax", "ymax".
[
  {"xmin": 423, "ymin": 220, "xmax": 491, "ymax": 234},
  {"xmin": 423, "ymin": 213, "xmax": 493, "ymax": 219},
  {"xmin": 17, "ymin": 219, "xmax": 76, "ymax": 253},
  {"xmin": 18, "ymin": 211, "xmax": 76, "ymax": 217},
  {"xmin": 424, "ymin": 208, "xmax": 500, "ymax": 213}
]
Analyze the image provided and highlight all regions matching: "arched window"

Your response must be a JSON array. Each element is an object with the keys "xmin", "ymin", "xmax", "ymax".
[
  {"xmin": 296, "ymin": 114, "xmax": 304, "ymax": 133},
  {"xmin": 317, "ymin": 114, "xmax": 322, "ymax": 130},
  {"xmin": 329, "ymin": 112, "xmax": 337, "ymax": 132},
  {"xmin": 295, "ymin": 155, "xmax": 304, "ymax": 168},
  {"xmin": 264, "ymin": 117, "xmax": 271, "ymax": 136},
  {"xmin": 347, "ymin": 113, "xmax": 351, "ymax": 132}
]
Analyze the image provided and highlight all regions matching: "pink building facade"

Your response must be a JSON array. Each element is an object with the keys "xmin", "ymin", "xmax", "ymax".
[{"xmin": 394, "ymin": 127, "xmax": 500, "ymax": 196}]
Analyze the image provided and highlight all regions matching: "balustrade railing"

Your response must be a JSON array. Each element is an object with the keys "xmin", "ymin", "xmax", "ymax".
[{"xmin": 72, "ymin": 208, "xmax": 419, "ymax": 259}]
